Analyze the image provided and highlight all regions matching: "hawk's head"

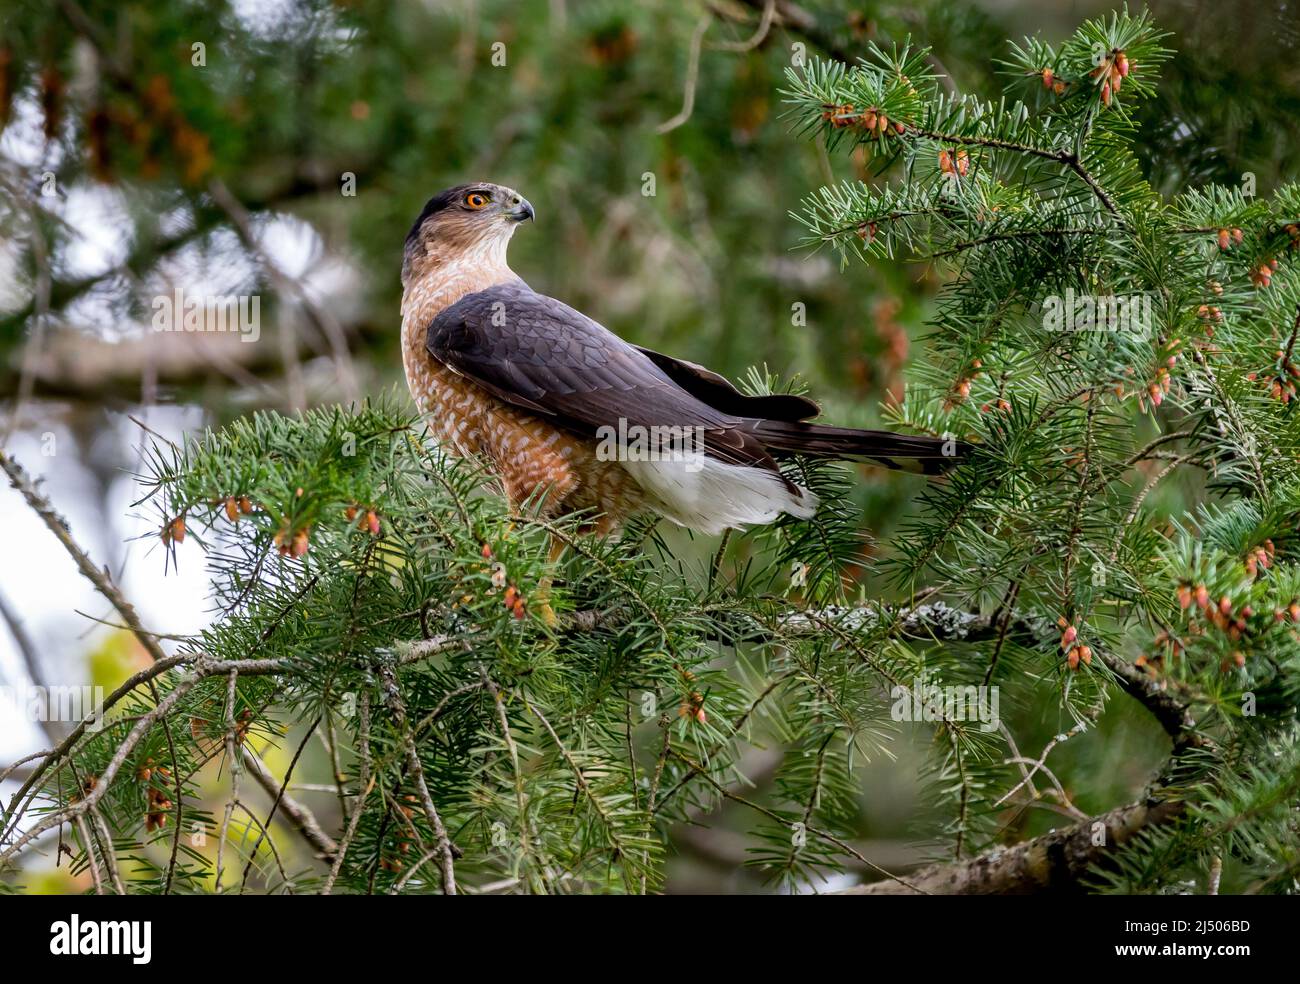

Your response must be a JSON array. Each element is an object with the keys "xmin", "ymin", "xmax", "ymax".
[{"xmin": 403, "ymin": 183, "xmax": 533, "ymax": 283}]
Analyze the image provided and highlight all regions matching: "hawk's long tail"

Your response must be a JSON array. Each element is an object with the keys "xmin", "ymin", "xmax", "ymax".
[{"xmin": 753, "ymin": 420, "xmax": 967, "ymax": 475}]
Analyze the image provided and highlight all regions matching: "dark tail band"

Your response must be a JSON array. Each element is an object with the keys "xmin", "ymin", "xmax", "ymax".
[{"xmin": 753, "ymin": 420, "xmax": 967, "ymax": 474}]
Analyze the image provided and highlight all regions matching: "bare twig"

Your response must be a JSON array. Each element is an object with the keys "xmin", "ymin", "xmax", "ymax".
[
  {"xmin": 670, "ymin": 748, "xmax": 929, "ymax": 894},
  {"xmin": 711, "ymin": 0, "xmax": 776, "ymax": 52},
  {"xmin": 0, "ymin": 173, "xmax": 53, "ymax": 444},
  {"xmin": 73, "ymin": 815, "xmax": 104, "ymax": 895},
  {"xmin": 0, "ymin": 666, "xmax": 205, "ymax": 868},
  {"xmin": 837, "ymin": 796, "xmax": 1184, "ymax": 894},
  {"xmin": 240, "ymin": 748, "xmax": 338, "ymax": 862},
  {"xmin": 324, "ymin": 691, "xmax": 372, "ymax": 895},
  {"xmin": 0, "ymin": 451, "xmax": 169, "ymax": 665},
  {"xmin": 0, "ymin": 589, "xmax": 59, "ymax": 743},
  {"xmin": 91, "ymin": 809, "xmax": 126, "ymax": 894},
  {"xmin": 239, "ymin": 716, "xmax": 327, "ymax": 891},
  {"xmin": 207, "ymin": 178, "xmax": 359, "ymax": 407},
  {"xmin": 657, "ymin": 15, "xmax": 712, "ymax": 134},
  {"xmin": 215, "ymin": 671, "xmax": 241, "ymax": 892},
  {"xmin": 376, "ymin": 662, "xmax": 457, "ymax": 894}
]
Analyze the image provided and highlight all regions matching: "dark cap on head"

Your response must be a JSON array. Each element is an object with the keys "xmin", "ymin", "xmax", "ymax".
[
  {"xmin": 405, "ymin": 185, "xmax": 476, "ymax": 248},
  {"xmin": 405, "ymin": 183, "xmax": 534, "ymax": 248},
  {"xmin": 401, "ymin": 182, "xmax": 534, "ymax": 286}
]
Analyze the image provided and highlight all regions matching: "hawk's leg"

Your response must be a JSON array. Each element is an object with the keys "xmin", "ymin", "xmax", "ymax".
[
  {"xmin": 533, "ymin": 513, "xmax": 631, "ymax": 625},
  {"xmin": 499, "ymin": 470, "xmax": 577, "ymax": 630},
  {"xmin": 533, "ymin": 535, "xmax": 567, "ymax": 629}
]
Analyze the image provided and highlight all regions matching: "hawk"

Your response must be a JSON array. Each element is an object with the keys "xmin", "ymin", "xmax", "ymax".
[{"xmin": 400, "ymin": 182, "xmax": 961, "ymax": 539}]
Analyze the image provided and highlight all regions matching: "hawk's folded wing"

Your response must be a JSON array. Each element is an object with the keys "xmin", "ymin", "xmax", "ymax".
[
  {"xmin": 425, "ymin": 283, "xmax": 790, "ymax": 476},
  {"xmin": 632, "ymin": 346, "xmax": 821, "ymax": 422}
]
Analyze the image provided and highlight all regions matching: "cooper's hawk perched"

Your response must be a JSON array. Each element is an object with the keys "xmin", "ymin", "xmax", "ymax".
[{"xmin": 401, "ymin": 182, "xmax": 960, "ymax": 537}]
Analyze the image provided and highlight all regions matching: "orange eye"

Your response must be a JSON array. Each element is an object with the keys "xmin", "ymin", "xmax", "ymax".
[{"xmin": 465, "ymin": 192, "xmax": 489, "ymax": 209}]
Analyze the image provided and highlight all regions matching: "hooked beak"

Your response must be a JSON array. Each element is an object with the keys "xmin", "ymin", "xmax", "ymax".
[{"xmin": 507, "ymin": 197, "xmax": 535, "ymax": 222}]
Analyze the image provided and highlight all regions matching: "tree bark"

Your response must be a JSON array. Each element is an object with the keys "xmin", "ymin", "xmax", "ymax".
[{"xmin": 837, "ymin": 797, "xmax": 1185, "ymax": 894}]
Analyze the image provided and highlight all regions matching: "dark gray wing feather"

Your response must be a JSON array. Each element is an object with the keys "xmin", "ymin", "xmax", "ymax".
[
  {"xmin": 634, "ymin": 347, "xmax": 821, "ymax": 421},
  {"xmin": 425, "ymin": 284, "xmax": 786, "ymax": 475}
]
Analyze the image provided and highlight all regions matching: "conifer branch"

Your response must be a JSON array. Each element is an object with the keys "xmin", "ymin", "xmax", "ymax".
[{"xmin": 837, "ymin": 796, "xmax": 1186, "ymax": 894}]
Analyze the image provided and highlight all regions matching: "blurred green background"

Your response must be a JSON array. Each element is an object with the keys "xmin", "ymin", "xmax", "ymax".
[{"xmin": 1, "ymin": 0, "xmax": 1297, "ymax": 892}]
